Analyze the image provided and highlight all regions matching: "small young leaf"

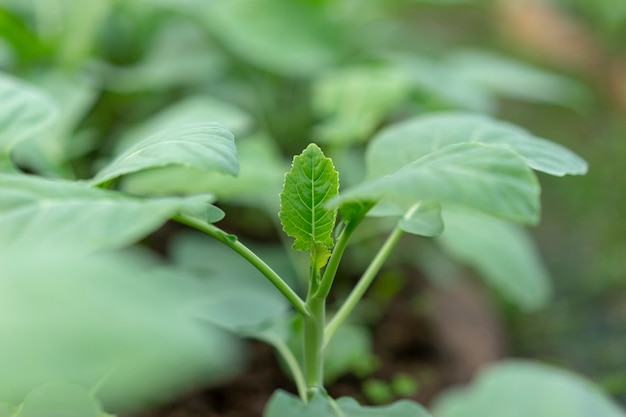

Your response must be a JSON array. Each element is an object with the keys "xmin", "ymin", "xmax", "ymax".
[
  {"xmin": 331, "ymin": 143, "xmax": 540, "ymax": 225},
  {"xmin": 367, "ymin": 113, "xmax": 588, "ymax": 178},
  {"xmin": 0, "ymin": 73, "xmax": 57, "ymax": 159},
  {"xmin": 91, "ymin": 123, "xmax": 238, "ymax": 187},
  {"xmin": 279, "ymin": 143, "xmax": 339, "ymax": 268}
]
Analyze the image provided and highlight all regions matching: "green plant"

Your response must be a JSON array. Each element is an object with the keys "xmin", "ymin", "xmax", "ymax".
[{"xmin": 3, "ymin": 68, "xmax": 624, "ymax": 417}]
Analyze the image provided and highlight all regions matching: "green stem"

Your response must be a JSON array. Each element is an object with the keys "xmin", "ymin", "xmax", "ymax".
[
  {"xmin": 324, "ymin": 225, "xmax": 404, "ymax": 346},
  {"xmin": 174, "ymin": 215, "xmax": 310, "ymax": 318},
  {"xmin": 315, "ymin": 218, "xmax": 361, "ymax": 300},
  {"xmin": 303, "ymin": 293, "xmax": 325, "ymax": 399}
]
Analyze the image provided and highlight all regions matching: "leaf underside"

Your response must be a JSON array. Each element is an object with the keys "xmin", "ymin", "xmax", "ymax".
[{"xmin": 279, "ymin": 143, "xmax": 339, "ymax": 267}]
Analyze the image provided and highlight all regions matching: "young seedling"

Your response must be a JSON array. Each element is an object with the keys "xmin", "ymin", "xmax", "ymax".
[
  {"xmin": 165, "ymin": 114, "xmax": 588, "ymax": 415},
  {"xmin": 6, "ymin": 73, "xmax": 616, "ymax": 417}
]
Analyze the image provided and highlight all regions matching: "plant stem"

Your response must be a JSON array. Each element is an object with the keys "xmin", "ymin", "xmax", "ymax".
[
  {"xmin": 303, "ymin": 292, "xmax": 325, "ymax": 399},
  {"xmin": 315, "ymin": 218, "xmax": 360, "ymax": 300},
  {"xmin": 324, "ymin": 225, "xmax": 404, "ymax": 346},
  {"xmin": 174, "ymin": 215, "xmax": 310, "ymax": 318}
]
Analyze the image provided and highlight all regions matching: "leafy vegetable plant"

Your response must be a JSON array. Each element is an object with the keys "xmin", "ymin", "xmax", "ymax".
[{"xmin": 2, "ymin": 70, "xmax": 623, "ymax": 417}]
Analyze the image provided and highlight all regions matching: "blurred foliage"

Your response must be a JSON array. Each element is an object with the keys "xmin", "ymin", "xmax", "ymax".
[{"xmin": 0, "ymin": 0, "xmax": 624, "ymax": 412}]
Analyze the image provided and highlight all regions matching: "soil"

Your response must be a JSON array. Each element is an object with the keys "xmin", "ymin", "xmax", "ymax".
[{"xmin": 132, "ymin": 270, "xmax": 505, "ymax": 417}]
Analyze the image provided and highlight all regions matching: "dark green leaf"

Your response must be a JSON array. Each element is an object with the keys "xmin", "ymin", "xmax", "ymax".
[
  {"xmin": 367, "ymin": 113, "xmax": 588, "ymax": 178},
  {"xmin": 91, "ymin": 123, "xmax": 238, "ymax": 186},
  {"xmin": 432, "ymin": 361, "xmax": 626, "ymax": 417},
  {"xmin": 331, "ymin": 143, "xmax": 540, "ymax": 225},
  {"xmin": 279, "ymin": 143, "xmax": 339, "ymax": 268}
]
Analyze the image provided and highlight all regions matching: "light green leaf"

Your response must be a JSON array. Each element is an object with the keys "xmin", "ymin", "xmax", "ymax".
[
  {"xmin": 331, "ymin": 143, "xmax": 540, "ymax": 225},
  {"xmin": 12, "ymin": 71, "xmax": 98, "ymax": 176},
  {"xmin": 0, "ymin": 402, "xmax": 16, "ymax": 416},
  {"xmin": 279, "ymin": 143, "xmax": 339, "ymax": 267},
  {"xmin": 178, "ymin": 194, "xmax": 225, "ymax": 224},
  {"xmin": 386, "ymin": 54, "xmax": 493, "ymax": 112},
  {"xmin": 398, "ymin": 202, "xmax": 444, "ymax": 237},
  {"xmin": 437, "ymin": 209, "xmax": 551, "ymax": 310},
  {"xmin": 17, "ymin": 383, "xmax": 103, "ymax": 417},
  {"xmin": 367, "ymin": 113, "xmax": 588, "ymax": 178},
  {"xmin": 432, "ymin": 360, "xmax": 626, "ymax": 417},
  {"xmin": 105, "ymin": 21, "xmax": 226, "ymax": 93},
  {"xmin": 170, "ymin": 233, "xmax": 298, "ymax": 332},
  {"xmin": 447, "ymin": 50, "xmax": 591, "ymax": 109},
  {"xmin": 0, "ymin": 245, "xmax": 242, "ymax": 411},
  {"xmin": 369, "ymin": 201, "xmax": 444, "ymax": 237},
  {"xmin": 313, "ymin": 65, "xmax": 410, "ymax": 145},
  {"xmin": 0, "ymin": 173, "xmax": 217, "ymax": 252},
  {"xmin": 91, "ymin": 123, "xmax": 238, "ymax": 186},
  {"xmin": 121, "ymin": 134, "xmax": 285, "ymax": 212},
  {"xmin": 203, "ymin": 0, "xmax": 345, "ymax": 76},
  {"xmin": 114, "ymin": 95, "xmax": 251, "ymax": 154},
  {"xmin": 264, "ymin": 391, "xmax": 432, "ymax": 417},
  {"xmin": 0, "ymin": 72, "xmax": 57, "ymax": 161}
]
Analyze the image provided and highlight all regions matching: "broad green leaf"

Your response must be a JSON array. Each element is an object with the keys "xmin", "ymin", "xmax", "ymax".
[
  {"xmin": 91, "ymin": 123, "xmax": 238, "ymax": 186},
  {"xmin": 17, "ymin": 383, "xmax": 103, "ymax": 417},
  {"xmin": 264, "ymin": 391, "xmax": 432, "ymax": 417},
  {"xmin": 437, "ymin": 209, "xmax": 551, "ymax": 310},
  {"xmin": 432, "ymin": 360, "xmax": 626, "ymax": 417},
  {"xmin": 0, "ymin": 173, "xmax": 219, "ymax": 252},
  {"xmin": 367, "ymin": 113, "xmax": 588, "ymax": 178},
  {"xmin": 279, "ymin": 143, "xmax": 339, "ymax": 267},
  {"xmin": 447, "ymin": 50, "xmax": 591, "ymax": 109},
  {"xmin": 121, "ymin": 134, "xmax": 285, "ymax": 212},
  {"xmin": 0, "ymin": 72, "xmax": 57, "ymax": 161},
  {"xmin": 203, "ymin": 0, "xmax": 345, "ymax": 76},
  {"xmin": 386, "ymin": 54, "xmax": 493, "ymax": 112},
  {"xmin": 12, "ymin": 71, "xmax": 98, "ymax": 176},
  {"xmin": 313, "ymin": 65, "xmax": 410, "ymax": 145},
  {"xmin": 114, "ymin": 95, "xmax": 251, "ymax": 154},
  {"xmin": 331, "ymin": 143, "xmax": 540, "ymax": 225},
  {"xmin": 0, "ymin": 245, "xmax": 242, "ymax": 412},
  {"xmin": 0, "ymin": 402, "xmax": 16, "ymax": 416},
  {"xmin": 170, "ymin": 233, "xmax": 299, "ymax": 332}
]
